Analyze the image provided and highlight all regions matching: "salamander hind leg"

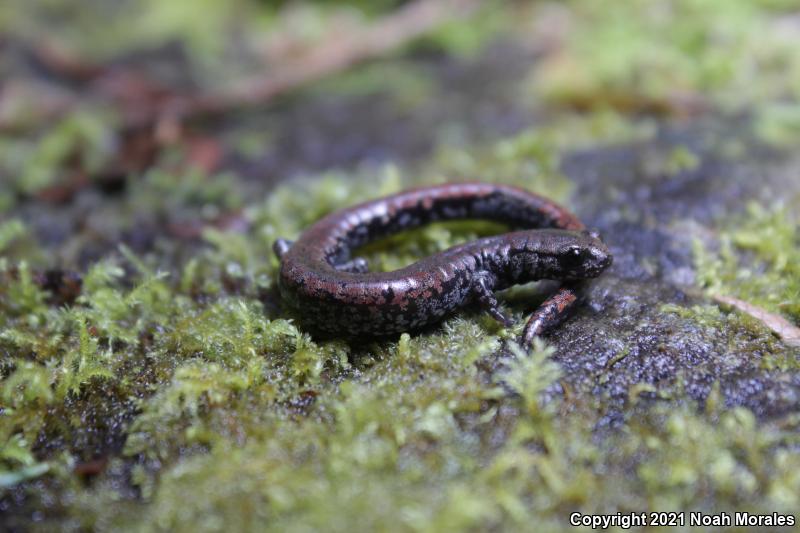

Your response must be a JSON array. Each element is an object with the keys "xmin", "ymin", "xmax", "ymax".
[
  {"xmin": 334, "ymin": 257, "xmax": 370, "ymax": 273},
  {"xmin": 472, "ymin": 276, "xmax": 513, "ymax": 328},
  {"xmin": 520, "ymin": 285, "xmax": 581, "ymax": 347}
]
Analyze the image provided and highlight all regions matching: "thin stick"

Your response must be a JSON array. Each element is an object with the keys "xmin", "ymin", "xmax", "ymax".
[
  {"xmin": 177, "ymin": 0, "xmax": 482, "ymax": 118},
  {"xmin": 1, "ymin": 0, "xmax": 483, "ymax": 131}
]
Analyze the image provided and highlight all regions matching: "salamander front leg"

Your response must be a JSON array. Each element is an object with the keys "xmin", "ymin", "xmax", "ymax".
[
  {"xmin": 472, "ymin": 277, "xmax": 513, "ymax": 328},
  {"xmin": 273, "ymin": 238, "xmax": 294, "ymax": 259},
  {"xmin": 520, "ymin": 284, "xmax": 581, "ymax": 347}
]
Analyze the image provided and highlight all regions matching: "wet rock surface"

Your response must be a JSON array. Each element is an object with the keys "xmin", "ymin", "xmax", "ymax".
[
  {"xmin": 222, "ymin": 41, "xmax": 541, "ymax": 183},
  {"xmin": 551, "ymin": 124, "xmax": 800, "ymax": 421}
]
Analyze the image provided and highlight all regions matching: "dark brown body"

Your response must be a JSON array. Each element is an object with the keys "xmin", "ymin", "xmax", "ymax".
[{"xmin": 274, "ymin": 182, "xmax": 612, "ymax": 343}]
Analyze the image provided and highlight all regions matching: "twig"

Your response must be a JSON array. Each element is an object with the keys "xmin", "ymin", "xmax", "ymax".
[
  {"xmin": 174, "ymin": 0, "xmax": 482, "ymax": 118},
  {"xmin": 0, "ymin": 0, "xmax": 484, "ymax": 190},
  {"xmin": 1, "ymin": 0, "xmax": 483, "ymax": 131},
  {"xmin": 28, "ymin": 39, "xmax": 106, "ymax": 83}
]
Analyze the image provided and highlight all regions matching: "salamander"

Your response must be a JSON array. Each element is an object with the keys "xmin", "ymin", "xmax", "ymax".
[{"xmin": 273, "ymin": 182, "xmax": 612, "ymax": 346}]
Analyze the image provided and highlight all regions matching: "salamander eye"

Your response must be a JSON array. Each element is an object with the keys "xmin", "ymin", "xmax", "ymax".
[{"xmin": 569, "ymin": 246, "xmax": 582, "ymax": 257}]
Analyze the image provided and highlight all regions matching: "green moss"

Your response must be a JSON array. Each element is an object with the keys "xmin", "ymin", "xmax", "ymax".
[
  {"xmin": 0, "ymin": 0, "xmax": 256, "ymax": 63},
  {"xmin": 530, "ymin": 0, "xmax": 800, "ymax": 111},
  {"xmin": 660, "ymin": 303, "xmax": 797, "ymax": 372},
  {"xmin": 1, "ymin": 113, "xmax": 798, "ymax": 530},
  {"xmin": 0, "ymin": 110, "xmax": 115, "ymax": 196},
  {"xmin": 0, "ymin": 220, "xmax": 26, "ymax": 255},
  {"xmin": 61, "ymin": 336, "xmax": 800, "ymax": 532},
  {"xmin": 694, "ymin": 202, "xmax": 800, "ymax": 324},
  {"xmin": 138, "ymin": 169, "xmax": 244, "ymax": 212},
  {"xmin": 755, "ymin": 103, "xmax": 800, "ymax": 148},
  {"xmin": 665, "ymin": 145, "xmax": 701, "ymax": 174},
  {"xmin": 0, "ymin": 261, "xmax": 48, "ymax": 322},
  {"xmin": 306, "ymin": 62, "xmax": 437, "ymax": 110},
  {"xmin": 413, "ymin": 1, "xmax": 508, "ymax": 58},
  {"xmin": 2, "ymin": 1, "xmax": 800, "ymax": 529},
  {"xmin": 669, "ymin": 201, "xmax": 800, "ymax": 370},
  {"xmin": 431, "ymin": 128, "xmax": 574, "ymax": 201}
]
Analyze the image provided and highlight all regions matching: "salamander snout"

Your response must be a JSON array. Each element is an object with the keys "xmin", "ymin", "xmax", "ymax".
[
  {"xmin": 557, "ymin": 232, "xmax": 613, "ymax": 278},
  {"xmin": 583, "ymin": 240, "xmax": 613, "ymax": 276}
]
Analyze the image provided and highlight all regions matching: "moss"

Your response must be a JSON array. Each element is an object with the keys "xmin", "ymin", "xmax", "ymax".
[
  {"xmin": 431, "ymin": 128, "xmax": 574, "ymax": 202},
  {"xmin": 662, "ymin": 200, "xmax": 800, "ymax": 371},
  {"xmin": 306, "ymin": 61, "xmax": 437, "ymax": 110},
  {"xmin": 2, "ymin": 114, "xmax": 799, "ymax": 532},
  {"xmin": 755, "ymin": 103, "xmax": 800, "ymax": 148},
  {"xmin": 2, "ymin": 148, "xmax": 797, "ymax": 530},
  {"xmin": 413, "ymin": 1, "xmax": 508, "ymax": 58},
  {"xmin": 60, "ymin": 338, "xmax": 800, "ymax": 532},
  {"xmin": 665, "ymin": 145, "xmax": 701, "ymax": 174},
  {"xmin": 3, "ymin": 1, "xmax": 800, "ymax": 530},
  {"xmin": 660, "ymin": 303, "xmax": 796, "ymax": 371},
  {"xmin": 0, "ymin": 220, "xmax": 26, "ymax": 255},
  {"xmin": 694, "ymin": 202, "xmax": 800, "ymax": 324},
  {"xmin": 0, "ymin": 110, "xmax": 116, "ymax": 196},
  {"xmin": 529, "ymin": 0, "xmax": 800, "ymax": 111},
  {"xmin": 0, "ymin": 0, "xmax": 256, "ymax": 63}
]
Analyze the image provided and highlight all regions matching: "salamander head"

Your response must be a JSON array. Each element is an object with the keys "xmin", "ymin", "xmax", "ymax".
[{"xmin": 553, "ymin": 229, "xmax": 612, "ymax": 278}]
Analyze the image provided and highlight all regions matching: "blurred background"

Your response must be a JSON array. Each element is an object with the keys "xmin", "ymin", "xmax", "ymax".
[
  {"xmin": 2, "ymin": 1, "xmax": 800, "ymax": 531},
  {"xmin": 3, "ymin": 0, "xmax": 799, "ymax": 263}
]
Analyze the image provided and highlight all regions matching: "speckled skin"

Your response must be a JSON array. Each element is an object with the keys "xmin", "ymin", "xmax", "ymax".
[{"xmin": 274, "ymin": 182, "xmax": 612, "ymax": 343}]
